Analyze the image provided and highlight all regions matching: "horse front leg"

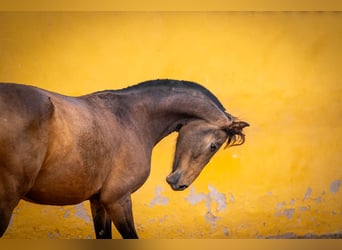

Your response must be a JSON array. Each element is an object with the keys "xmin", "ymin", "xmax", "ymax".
[
  {"xmin": 103, "ymin": 195, "xmax": 138, "ymax": 239},
  {"xmin": 90, "ymin": 199, "xmax": 112, "ymax": 239}
]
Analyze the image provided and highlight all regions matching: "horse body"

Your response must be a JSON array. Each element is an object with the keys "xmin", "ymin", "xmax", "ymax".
[
  {"xmin": 0, "ymin": 80, "xmax": 248, "ymax": 238},
  {"xmin": 24, "ymin": 93, "xmax": 116, "ymax": 205}
]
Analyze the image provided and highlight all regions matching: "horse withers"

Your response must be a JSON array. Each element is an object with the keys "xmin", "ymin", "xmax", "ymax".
[{"xmin": 0, "ymin": 79, "xmax": 248, "ymax": 238}]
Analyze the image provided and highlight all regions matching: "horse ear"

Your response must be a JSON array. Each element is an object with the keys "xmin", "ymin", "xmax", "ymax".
[
  {"xmin": 231, "ymin": 121, "xmax": 250, "ymax": 130},
  {"xmin": 223, "ymin": 120, "xmax": 249, "ymax": 131}
]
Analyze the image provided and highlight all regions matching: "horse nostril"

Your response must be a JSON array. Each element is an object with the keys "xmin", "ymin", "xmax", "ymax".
[
  {"xmin": 166, "ymin": 172, "xmax": 187, "ymax": 191},
  {"xmin": 166, "ymin": 172, "xmax": 181, "ymax": 185},
  {"xmin": 166, "ymin": 176, "xmax": 174, "ymax": 185},
  {"xmin": 178, "ymin": 184, "xmax": 188, "ymax": 190}
]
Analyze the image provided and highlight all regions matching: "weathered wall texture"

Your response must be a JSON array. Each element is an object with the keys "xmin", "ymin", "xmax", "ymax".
[{"xmin": 0, "ymin": 12, "xmax": 341, "ymax": 238}]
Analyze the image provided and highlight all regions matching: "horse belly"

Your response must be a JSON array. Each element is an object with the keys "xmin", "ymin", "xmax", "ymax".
[{"xmin": 24, "ymin": 161, "xmax": 106, "ymax": 205}]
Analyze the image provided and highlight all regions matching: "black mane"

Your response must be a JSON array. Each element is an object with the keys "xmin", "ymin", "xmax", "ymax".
[{"xmin": 116, "ymin": 79, "xmax": 227, "ymax": 113}]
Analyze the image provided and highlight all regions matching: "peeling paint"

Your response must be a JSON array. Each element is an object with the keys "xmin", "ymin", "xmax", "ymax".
[
  {"xmin": 47, "ymin": 232, "xmax": 54, "ymax": 239},
  {"xmin": 64, "ymin": 209, "xmax": 70, "ymax": 219},
  {"xmin": 149, "ymin": 186, "xmax": 169, "ymax": 207},
  {"xmin": 223, "ymin": 227, "xmax": 229, "ymax": 237},
  {"xmin": 266, "ymin": 231, "xmax": 342, "ymax": 239},
  {"xmin": 205, "ymin": 211, "xmax": 220, "ymax": 226},
  {"xmin": 74, "ymin": 203, "xmax": 91, "ymax": 223},
  {"xmin": 185, "ymin": 185, "xmax": 227, "ymax": 212},
  {"xmin": 208, "ymin": 185, "xmax": 227, "ymax": 211},
  {"xmin": 299, "ymin": 206, "xmax": 310, "ymax": 212},
  {"xmin": 275, "ymin": 208, "xmax": 296, "ymax": 219},
  {"xmin": 283, "ymin": 209, "xmax": 295, "ymax": 219},
  {"xmin": 185, "ymin": 187, "xmax": 207, "ymax": 205},
  {"xmin": 330, "ymin": 180, "xmax": 341, "ymax": 194},
  {"xmin": 158, "ymin": 215, "xmax": 168, "ymax": 223},
  {"xmin": 136, "ymin": 223, "xmax": 145, "ymax": 233},
  {"xmin": 314, "ymin": 197, "xmax": 322, "ymax": 204},
  {"xmin": 47, "ymin": 229, "xmax": 60, "ymax": 239},
  {"xmin": 185, "ymin": 185, "xmax": 227, "ymax": 226},
  {"xmin": 303, "ymin": 187, "xmax": 312, "ymax": 200},
  {"xmin": 277, "ymin": 201, "xmax": 286, "ymax": 210},
  {"xmin": 289, "ymin": 199, "xmax": 295, "ymax": 206},
  {"xmin": 229, "ymin": 193, "xmax": 235, "ymax": 203}
]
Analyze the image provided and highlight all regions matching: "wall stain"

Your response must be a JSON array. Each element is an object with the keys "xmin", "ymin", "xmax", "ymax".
[
  {"xmin": 158, "ymin": 215, "xmax": 168, "ymax": 223},
  {"xmin": 314, "ymin": 197, "xmax": 322, "ymax": 204},
  {"xmin": 303, "ymin": 187, "xmax": 312, "ymax": 200},
  {"xmin": 283, "ymin": 208, "xmax": 295, "ymax": 219},
  {"xmin": 149, "ymin": 186, "xmax": 169, "ymax": 207},
  {"xmin": 185, "ymin": 187, "xmax": 207, "ymax": 205},
  {"xmin": 223, "ymin": 227, "xmax": 229, "ymax": 237},
  {"xmin": 74, "ymin": 203, "xmax": 91, "ymax": 223},
  {"xmin": 47, "ymin": 229, "xmax": 60, "ymax": 239},
  {"xmin": 229, "ymin": 193, "xmax": 235, "ymax": 203},
  {"xmin": 185, "ymin": 185, "xmax": 227, "ymax": 226},
  {"xmin": 265, "ymin": 231, "xmax": 342, "ymax": 239},
  {"xmin": 205, "ymin": 211, "xmax": 220, "ymax": 226},
  {"xmin": 275, "ymin": 200, "xmax": 296, "ymax": 220},
  {"xmin": 64, "ymin": 208, "xmax": 71, "ymax": 218},
  {"xmin": 277, "ymin": 201, "xmax": 286, "ymax": 210},
  {"xmin": 208, "ymin": 185, "xmax": 227, "ymax": 212},
  {"xmin": 299, "ymin": 206, "xmax": 310, "ymax": 212},
  {"xmin": 330, "ymin": 180, "xmax": 341, "ymax": 194},
  {"xmin": 289, "ymin": 199, "xmax": 295, "ymax": 206}
]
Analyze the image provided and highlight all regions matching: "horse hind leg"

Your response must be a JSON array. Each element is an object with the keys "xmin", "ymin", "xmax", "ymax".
[
  {"xmin": 90, "ymin": 199, "xmax": 112, "ymax": 239},
  {"xmin": 0, "ymin": 149, "xmax": 47, "ymax": 237},
  {"xmin": 0, "ymin": 205, "xmax": 16, "ymax": 237},
  {"xmin": 0, "ymin": 176, "xmax": 22, "ymax": 237},
  {"xmin": 0, "ymin": 143, "xmax": 47, "ymax": 237}
]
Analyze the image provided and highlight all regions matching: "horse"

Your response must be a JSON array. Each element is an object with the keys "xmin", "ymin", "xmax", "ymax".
[{"xmin": 0, "ymin": 79, "xmax": 248, "ymax": 239}]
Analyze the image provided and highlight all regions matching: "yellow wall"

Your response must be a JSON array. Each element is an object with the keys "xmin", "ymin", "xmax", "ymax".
[{"xmin": 0, "ymin": 12, "xmax": 341, "ymax": 238}]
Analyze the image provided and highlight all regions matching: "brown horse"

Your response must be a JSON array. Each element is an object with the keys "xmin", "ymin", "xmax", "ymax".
[{"xmin": 0, "ymin": 79, "xmax": 248, "ymax": 239}]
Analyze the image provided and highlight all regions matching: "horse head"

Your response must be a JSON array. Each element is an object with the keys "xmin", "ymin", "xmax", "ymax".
[{"xmin": 166, "ymin": 118, "xmax": 249, "ymax": 191}]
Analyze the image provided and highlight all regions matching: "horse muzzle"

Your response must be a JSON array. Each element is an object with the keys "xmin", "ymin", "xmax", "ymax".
[{"xmin": 166, "ymin": 172, "xmax": 189, "ymax": 191}]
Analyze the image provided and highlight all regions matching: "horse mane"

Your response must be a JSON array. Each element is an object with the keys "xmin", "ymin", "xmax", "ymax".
[
  {"xmin": 224, "ymin": 121, "xmax": 249, "ymax": 148},
  {"xmin": 119, "ymin": 80, "xmax": 247, "ymax": 147},
  {"xmin": 225, "ymin": 130, "xmax": 246, "ymax": 148},
  {"xmin": 117, "ymin": 79, "xmax": 228, "ymax": 112},
  {"xmin": 93, "ymin": 79, "xmax": 236, "ymax": 122},
  {"xmin": 93, "ymin": 78, "xmax": 238, "ymax": 125}
]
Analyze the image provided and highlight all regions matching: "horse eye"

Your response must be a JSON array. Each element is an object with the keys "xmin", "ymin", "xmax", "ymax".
[{"xmin": 210, "ymin": 143, "xmax": 218, "ymax": 152}]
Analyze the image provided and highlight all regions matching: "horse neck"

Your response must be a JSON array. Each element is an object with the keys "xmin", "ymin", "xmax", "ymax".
[{"xmin": 115, "ymin": 88, "xmax": 229, "ymax": 147}]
